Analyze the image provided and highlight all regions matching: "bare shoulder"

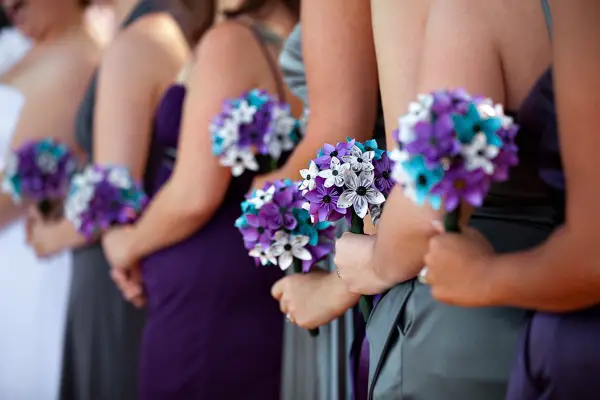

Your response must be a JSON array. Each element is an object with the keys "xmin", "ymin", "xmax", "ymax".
[
  {"xmin": 104, "ymin": 12, "xmax": 188, "ymax": 73},
  {"xmin": 194, "ymin": 20, "xmax": 262, "ymax": 66}
]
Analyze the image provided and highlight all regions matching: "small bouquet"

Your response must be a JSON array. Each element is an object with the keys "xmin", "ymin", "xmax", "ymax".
[
  {"xmin": 2, "ymin": 138, "xmax": 77, "ymax": 218},
  {"xmin": 64, "ymin": 164, "xmax": 148, "ymax": 239},
  {"xmin": 300, "ymin": 138, "xmax": 395, "ymax": 319},
  {"xmin": 390, "ymin": 89, "xmax": 519, "ymax": 232},
  {"xmin": 211, "ymin": 89, "xmax": 300, "ymax": 177},
  {"xmin": 236, "ymin": 179, "xmax": 336, "ymax": 336}
]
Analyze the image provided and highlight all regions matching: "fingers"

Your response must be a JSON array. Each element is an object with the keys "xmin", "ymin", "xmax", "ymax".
[{"xmin": 270, "ymin": 278, "xmax": 285, "ymax": 300}]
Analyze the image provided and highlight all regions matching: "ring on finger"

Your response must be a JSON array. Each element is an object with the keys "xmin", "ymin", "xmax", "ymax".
[
  {"xmin": 335, "ymin": 267, "xmax": 342, "ymax": 279},
  {"xmin": 286, "ymin": 313, "xmax": 295, "ymax": 324}
]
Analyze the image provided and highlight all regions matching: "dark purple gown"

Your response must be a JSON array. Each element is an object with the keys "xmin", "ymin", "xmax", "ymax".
[
  {"xmin": 138, "ymin": 84, "xmax": 284, "ymax": 399},
  {"xmin": 505, "ymin": 65, "xmax": 600, "ymax": 399}
]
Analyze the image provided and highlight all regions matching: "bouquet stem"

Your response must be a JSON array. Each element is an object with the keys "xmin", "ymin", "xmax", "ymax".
[
  {"xmin": 38, "ymin": 199, "xmax": 62, "ymax": 220},
  {"xmin": 292, "ymin": 259, "xmax": 319, "ymax": 337},
  {"xmin": 349, "ymin": 212, "xmax": 374, "ymax": 322},
  {"xmin": 444, "ymin": 204, "xmax": 461, "ymax": 233}
]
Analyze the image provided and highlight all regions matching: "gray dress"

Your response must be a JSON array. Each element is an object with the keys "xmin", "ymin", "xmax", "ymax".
[
  {"xmin": 58, "ymin": 2, "xmax": 161, "ymax": 398},
  {"xmin": 279, "ymin": 24, "xmax": 356, "ymax": 400}
]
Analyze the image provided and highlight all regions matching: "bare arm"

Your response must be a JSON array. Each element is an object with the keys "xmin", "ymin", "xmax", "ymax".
[
  {"xmin": 275, "ymin": 0, "xmax": 379, "ymax": 181},
  {"xmin": 484, "ymin": 0, "xmax": 600, "ymax": 312},
  {"xmin": 126, "ymin": 23, "xmax": 261, "ymax": 259},
  {"xmin": 0, "ymin": 53, "xmax": 94, "ymax": 229},
  {"xmin": 369, "ymin": 0, "xmax": 506, "ymax": 285}
]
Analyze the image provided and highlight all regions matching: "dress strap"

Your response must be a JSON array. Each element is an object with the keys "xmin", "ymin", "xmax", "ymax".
[
  {"xmin": 121, "ymin": 0, "xmax": 162, "ymax": 29},
  {"xmin": 229, "ymin": 18, "xmax": 287, "ymax": 102},
  {"xmin": 541, "ymin": 0, "xmax": 553, "ymax": 40}
]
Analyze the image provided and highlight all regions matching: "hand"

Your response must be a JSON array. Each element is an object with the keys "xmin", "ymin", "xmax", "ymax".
[
  {"xmin": 334, "ymin": 232, "xmax": 390, "ymax": 295},
  {"xmin": 26, "ymin": 207, "xmax": 65, "ymax": 258},
  {"xmin": 424, "ymin": 226, "xmax": 496, "ymax": 307},
  {"xmin": 251, "ymin": 170, "xmax": 284, "ymax": 192},
  {"xmin": 111, "ymin": 266, "xmax": 146, "ymax": 308},
  {"xmin": 102, "ymin": 225, "xmax": 138, "ymax": 270},
  {"xmin": 271, "ymin": 269, "xmax": 360, "ymax": 329}
]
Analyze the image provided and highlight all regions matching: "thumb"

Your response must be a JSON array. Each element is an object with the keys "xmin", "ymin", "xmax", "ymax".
[{"xmin": 270, "ymin": 278, "xmax": 285, "ymax": 300}]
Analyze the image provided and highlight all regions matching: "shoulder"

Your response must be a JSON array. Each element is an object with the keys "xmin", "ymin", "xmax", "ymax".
[
  {"xmin": 104, "ymin": 13, "xmax": 188, "ymax": 71},
  {"xmin": 194, "ymin": 20, "xmax": 262, "ymax": 64}
]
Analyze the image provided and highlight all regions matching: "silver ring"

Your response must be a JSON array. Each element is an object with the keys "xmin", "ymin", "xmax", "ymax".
[
  {"xmin": 335, "ymin": 267, "xmax": 341, "ymax": 278},
  {"xmin": 286, "ymin": 313, "xmax": 295, "ymax": 324},
  {"xmin": 418, "ymin": 267, "xmax": 429, "ymax": 285}
]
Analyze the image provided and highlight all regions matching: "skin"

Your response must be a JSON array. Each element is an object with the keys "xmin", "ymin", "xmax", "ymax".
[
  {"xmin": 100, "ymin": 2, "xmax": 300, "ymax": 274},
  {"xmin": 335, "ymin": 0, "xmax": 551, "ymax": 295},
  {"xmin": 27, "ymin": 0, "xmax": 190, "ymax": 306},
  {"xmin": 424, "ymin": 0, "xmax": 600, "ymax": 313},
  {"xmin": 267, "ymin": 0, "xmax": 380, "ymax": 329},
  {"xmin": 0, "ymin": 0, "xmax": 99, "ymax": 228}
]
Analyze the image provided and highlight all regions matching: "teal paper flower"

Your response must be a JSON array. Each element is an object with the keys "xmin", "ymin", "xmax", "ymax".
[
  {"xmin": 401, "ymin": 155, "xmax": 443, "ymax": 209},
  {"xmin": 356, "ymin": 139, "xmax": 385, "ymax": 160},
  {"xmin": 452, "ymin": 103, "xmax": 503, "ymax": 147}
]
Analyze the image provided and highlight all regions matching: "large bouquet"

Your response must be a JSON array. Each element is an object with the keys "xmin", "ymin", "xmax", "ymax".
[
  {"xmin": 236, "ymin": 179, "xmax": 336, "ymax": 336},
  {"xmin": 300, "ymin": 138, "xmax": 395, "ymax": 319},
  {"xmin": 2, "ymin": 138, "xmax": 77, "ymax": 218},
  {"xmin": 390, "ymin": 89, "xmax": 519, "ymax": 232},
  {"xmin": 64, "ymin": 164, "xmax": 148, "ymax": 239},
  {"xmin": 211, "ymin": 89, "xmax": 300, "ymax": 177}
]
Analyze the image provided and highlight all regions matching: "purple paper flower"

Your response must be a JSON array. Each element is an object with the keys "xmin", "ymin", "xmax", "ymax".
[
  {"xmin": 431, "ymin": 89, "xmax": 472, "ymax": 116},
  {"xmin": 405, "ymin": 115, "xmax": 458, "ymax": 167},
  {"xmin": 431, "ymin": 166, "xmax": 491, "ymax": 211},
  {"xmin": 315, "ymin": 141, "xmax": 354, "ymax": 168},
  {"xmin": 241, "ymin": 213, "xmax": 274, "ymax": 248},
  {"xmin": 260, "ymin": 185, "xmax": 298, "ymax": 230},
  {"xmin": 304, "ymin": 177, "xmax": 346, "ymax": 222},
  {"xmin": 372, "ymin": 152, "xmax": 396, "ymax": 196}
]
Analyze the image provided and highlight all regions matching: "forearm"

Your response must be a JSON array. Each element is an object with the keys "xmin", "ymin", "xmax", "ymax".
[
  {"xmin": 370, "ymin": 188, "xmax": 440, "ymax": 286},
  {"xmin": 129, "ymin": 180, "xmax": 210, "ymax": 259},
  {"xmin": 487, "ymin": 227, "xmax": 600, "ymax": 312},
  {"xmin": 55, "ymin": 218, "xmax": 89, "ymax": 250},
  {"xmin": 0, "ymin": 195, "xmax": 25, "ymax": 229},
  {"xmin": 326, "ymin": 268, "xmax": 361, "ymax": 305}
]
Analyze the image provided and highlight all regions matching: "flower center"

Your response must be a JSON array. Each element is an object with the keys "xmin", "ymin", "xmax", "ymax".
[
  {"xmin": 382, "ymin": 171, "xmax": 390, "ymax": 179},
  {"xmin": 284, "ymin": 244, "xmax": 292, "ymax": 251},
  {"xmin": 453, "ymin": 179, "xmax": 466, "ymax": 190},
  {"xmin": 330, "ymin": 151, "xmax": 338, "ymax": 157},
  {"xmin": 365, "ymin": 146, "xmax": 373, "ymax": 151},
  {"xmin": 236, "ymin": 157, "xmax": 243, "ymax": 163},
  {"xmin": 323, "ymin": 195, "xmax": 331, "ymax": 203},
  {"xmin": 356, "ymin": 186, "xmax": 367, "ymax": 196},
  {"xmin": 429, "ymin": 137, "xmax": 438, "ymax": 146},
  {"xmin": 250, "ymin": 132, "xmax": 258, "ymax": 139},
  {"xmin": 357, "ymin": 157, "xmax": 363, "ymax": 163},
  {"xmin": 332, "ymin": 170, "xmax": 339, "ymax": 176},
  {"xmin": 278, "ymin": 134, "xmax": 285, "ymax": 141},
  {"xmin": 258, "ymin": 227, "xmax": 265, "ymax": 234},
  {"xmin": 472, "ymin": 123, "xmax": 481, "ymax": 133},
  {"xmin": 477, "ymin": 149, "xmax": 486, "ymax": 157},
  {"xmin": 306, "ymin": 174, "xmax": 311, "ymax": 180},
  {"xmin": 417, "ymin": 174, "xmax": 428, "ymax": 186}
]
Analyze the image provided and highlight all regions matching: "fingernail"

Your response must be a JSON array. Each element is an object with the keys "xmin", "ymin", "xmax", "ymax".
[{"xmin": 431, "ymin": 220, "xmax": 443, "ymax": 231}]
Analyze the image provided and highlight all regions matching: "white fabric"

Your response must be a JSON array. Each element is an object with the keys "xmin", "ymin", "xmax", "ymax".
[
  {"xmin": 0, "ymin": 28, "xmax": 31, "ymax": 77},
  {"xmin": 0, "ymin": 84, "xmax": 72, "ymax": 399}
]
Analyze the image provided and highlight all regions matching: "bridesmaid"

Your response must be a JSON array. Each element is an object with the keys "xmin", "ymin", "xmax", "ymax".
[
  {"xmin": 335, "ymin": 0, "xmax": 554, "ymax": 398},
  {"xmin": 101, "ymin": 0, "xmax": 301, "ymax": 397},
  {"xmin": 261, "ymin": 1, "xmax": 382, "ymax": 398},
  {"xmin": 26, "ymin": 0, "xmax": 211, "ymax": 398},
  {"xmin": 423, "ymin": 1, "xmax": 600, "ymax": 398}
]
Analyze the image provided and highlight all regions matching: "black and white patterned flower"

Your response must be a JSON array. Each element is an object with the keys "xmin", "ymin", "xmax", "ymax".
[
  {"xmin": 249, "ymin": 243, "xmax": 277, "ymax": 266},
  {"xmin": 231, "ymin": 100, "xmax": 256, "ymax": 124},
  {"xmin": 342, "ymin": 146, "xmax": 375, "ymax": 173},
  {"xmin": 221, "ymin": 147, "xmax": 259, "ymax": 177},
  {"xmin": 337, "ymin": 170, "xmax": 385, "ymax": 218},
  {"xmin": 248, "ymin": 185, "xmax": 275, "ymax": 208},
  {"xmin": 266, "ymin": 231, "xmax": 312, "ymax": 271},
  {"xmin": 461, "ymin": 133, "xmax": 499, "ymax": 174},
  {"xmin": 299, "ymin": 161, "xmax": 319, "ymax": 193},
  {"xmin": 318, "ymin": 157, "xmax": 350, "ymax": 188}
]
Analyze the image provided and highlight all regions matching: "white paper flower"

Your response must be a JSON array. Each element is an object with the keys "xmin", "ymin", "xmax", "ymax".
[
  {"xmin": 36, "ymin": 151, "xmax": 58, "ymax": 174},
  {"xmin": 81, "ymin": 166, "xmax": 103, "ymax": 184},
  {"xmin": 461, "ymin": 133, "xmax": 500, "ymax": 174},
  {"xmin": 408, "ymin": 94, "xmax": 434, "ymax": 120},
  {"xmin": 391, "ymin": 162, "xmax": 417, "ymax": 201},
  {"xmin": 3, "ymin": 153, "xmax": 18, "ymax": 177},
  {"xmin": 389, "ymin": 148, "xmax": 410, "ymax": 164},
  {"xmin": 107, "ymin": 167, "xmax": 132, "ymax": 189},
  {"xmin": 337, "ymin": 170, "xmax": 385, "ymax": 218},
  {"xmin": 299, "ymin": 161, "xmax": 319, "ymax": 193},
  {"xmin": 342, "ymin": 146, "xmax": 375, "ymax": 172},
  {"xmin": 64, "ymin": 183, "xmax": 95, "ymax": 228},
  {"xmin": 369, "ymin": 204, "xmax": 383, "ymax": 225},
  {"xmin": 248, "ymin": 185, "xmax": 275, "ymax": 208},
  {"xmin": 218, "ymin": 118, "xmax": 241, "ymax": 149},
  {"xmin": 232, "ymin": 101, "xmax": 257, "ymax": 124},
  {"xmin": 249, "ymin": 244, "xmax": 277, "ymax": 266},
  {"xmin": 318, "ymin": 157, "xmax": 350, "ymax": 188},
  {"xmin": 266, "ymin": 231, "xmax": 312, "ymax": 271},
  {"xmin": 221, "ymin": 147, "xmax": 259, "ymax": 177}
]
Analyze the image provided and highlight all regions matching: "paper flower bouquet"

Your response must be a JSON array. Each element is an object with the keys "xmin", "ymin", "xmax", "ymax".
[
  {"xmin": 2, "ymin": 138, "xmax": 77, "ymax": 218},
  {"xmin": 211, "ymin": 89, "xmax": 300, "ymax": 177},
  {"xmin": 300, "ymin": 138, "xmax": 395, "ymax": 319},
  {"xmin": 64, "ymin": 164, "xmax": 148, "ymax": 239},
  {"xmin": 236, "ymin": 179, "xmax": 336, "ymax": 336},
  {"xmin": 390, "ymin": 89, "xmax": 519, "ymax": 232}
]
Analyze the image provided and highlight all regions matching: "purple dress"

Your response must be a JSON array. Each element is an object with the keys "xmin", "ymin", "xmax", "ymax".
[
  {"xmin": 505, "ymin": 66, "xmax": 600, "ymax": 399},
  {"xmin": 138, "ymin": 84, "xmax": 284, "ymax": 398}
]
